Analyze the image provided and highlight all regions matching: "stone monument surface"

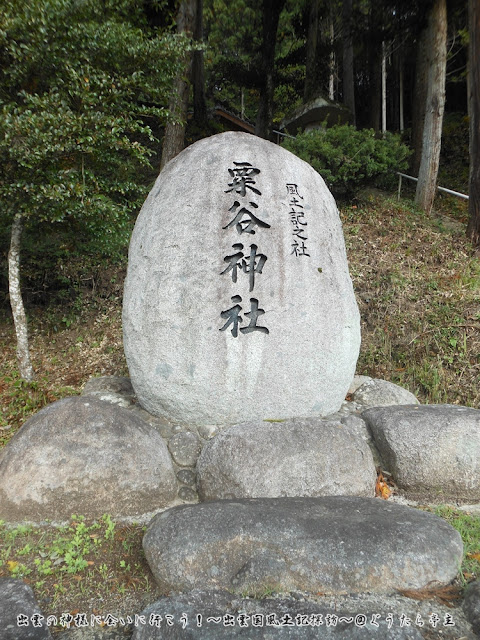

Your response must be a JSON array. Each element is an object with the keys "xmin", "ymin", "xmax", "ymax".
[{"xmin": 123, "ymin": 131, "xmax": 360, "ymax": 425}]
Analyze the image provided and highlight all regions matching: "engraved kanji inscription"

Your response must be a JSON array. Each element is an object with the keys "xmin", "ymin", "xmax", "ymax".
[
  {"xmin": 220, "ymin": 296, "xmax": 269, "ymax": 337},
  {"xmin": 286, "ymin": 182, "xmax": 310, "ymax": 257},
  {"xmin": 223, "ymin": 201, "xmax": 271, "ymax": 235},
  {"xmin": 225, "ymin": 162, "xmax": 261, "ymax": 197},
  {"xmin": 220, "ymin": 243, "xmax": 267, "ymax": 292}
]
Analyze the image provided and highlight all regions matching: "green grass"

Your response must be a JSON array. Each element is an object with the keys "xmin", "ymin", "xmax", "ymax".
[
  {"xmin": 0, "ymin": 515, "xmax": 162, "ymax": 625},
  {"xmin": 342, "ymin": 195, "xmax": 480, "ymax": 407},
  {"xmin": 430, "ymin": 506, "xmax": 480, "ymax": 582}
]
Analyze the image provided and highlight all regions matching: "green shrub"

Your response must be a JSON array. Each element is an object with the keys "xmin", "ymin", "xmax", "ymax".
[{"xmin": 282, "ymin": 125, "xmax": 411, "ymax": 199}]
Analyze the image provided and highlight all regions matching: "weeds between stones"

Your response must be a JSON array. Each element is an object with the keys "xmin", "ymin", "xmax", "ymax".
[{"xmin": 0, "ymin": 515, "xmax": 167, "ymax": 626}]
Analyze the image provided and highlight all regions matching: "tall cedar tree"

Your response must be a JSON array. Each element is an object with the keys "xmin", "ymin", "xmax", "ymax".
[
  {"xmin": 304, "ymin": 0, "xmax": 320, "ymax": 103},
  {"xmin": 160, "ymin": 0, "xmax": 197, "ymax": 170},
  {"xmin": 254, "ymin": 0, "xmax": 286, "ymax": 140},
  {"xmin": 467, "ymin": 0, "xmax": 480, "ymax": 247},
  {"xmin": 415, "ymin": 0, "xmax": 447, "ymax": 214},
  {"xmin": 342, "ymin": 0, "xmax": 355, "ymax": 124},
  {"xmin": 192, "ymin": 0, "xmax": 207, "ymax": 126}
]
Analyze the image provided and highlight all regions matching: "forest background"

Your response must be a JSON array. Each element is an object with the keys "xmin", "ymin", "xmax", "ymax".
[
  {"xmin": 0, "ymin": 0, "xmax": 479, "ymax": 430},
  {"xmin": 0, "ymin": 0, "xmax": 480, "ymax": 616}
]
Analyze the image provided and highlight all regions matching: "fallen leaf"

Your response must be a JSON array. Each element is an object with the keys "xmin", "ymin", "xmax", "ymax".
[
  {"xmin": 375, "ymin": 472, "xmax": 391, "ymax": 499},
  {"xmin": 397, "ymin": 584, "xmax": 462, "ymax": 608}
]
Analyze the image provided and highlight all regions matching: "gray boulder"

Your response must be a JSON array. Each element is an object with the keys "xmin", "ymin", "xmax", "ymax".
[
  {"xmin": 82, "ymin": 375, "xmax": 135, "ymax": 398},
  {"xmin": 362, "ymin": 404, "xmax": 480, "ymax": 502},
  {"xmin": 0, "ymin": 578, "xmax": 51, "ymax": 639},
  {"xmin": 0, "ymin": 396, "xmax": 177, "ymax": 522},
  {"xmin": 82, "ymin": 375, "xmax": 136, "ymax": 408},
  {"xmin": 339, "ymin": 414, "xmax": 382, "ymax": 467},
  {"xmin": 55, "ymin": 626, "xmax": 133, "ymax": 639},
  {"xmin": 143, "ymin": 496, "xmax": 463, "ymax": 595},
  {"xmin": 196, "ymin": 418, "xmax": 376, "ymax": 499},
  {"xmin": 347, "ymin": 375, "xmax": 373, "ymax": 395},
  {"xmin": 353, "ymin": 379, "xmax": 419, "ymax": 408},
  {"xmin": 464, "ymin": 579, "xmax": 480, "ymax": 636},
  {"xmin": 168, "ymin": 431, "xmax": 202, "ymax": 467},
  {"xmin": 123, "ymin": 131, "xmax": 360, "ymax": 426}
]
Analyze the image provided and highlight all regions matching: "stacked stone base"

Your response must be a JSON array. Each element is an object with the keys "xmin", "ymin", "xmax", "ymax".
[{"xmin": 1, "ymin": 375, "xmax": 480, "ymax": 638}]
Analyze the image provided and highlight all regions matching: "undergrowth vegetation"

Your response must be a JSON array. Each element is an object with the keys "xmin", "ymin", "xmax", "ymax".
[
  {"xmin": 344, "ymin": 193, "xmax": 479, "ymax": 407},
  {"xmin": 282, "ymin": 125, "xmax": 411, "ymax": 198},
  {"xmin": 0, "ymin": 515, "xmax": 164, "ymax": 627}
]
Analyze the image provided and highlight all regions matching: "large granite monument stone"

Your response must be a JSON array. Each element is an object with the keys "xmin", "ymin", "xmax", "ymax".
[{"xmin": 123, "ymin": 132, "xmax": 360, "ymax": 425}]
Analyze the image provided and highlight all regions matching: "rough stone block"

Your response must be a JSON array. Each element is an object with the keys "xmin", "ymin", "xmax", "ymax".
[
  {"xmin": 196, "ymin": 418, "xmax": 376, "ymax": 499},
  {"xmin": 464, "ymin": 579, "xmax": 480, "ymax": 636},
  {"xmin": 132, "ymin": 590, "xmax": 427, "ymax": 639},
  {"xmin": 0, "ymin": 578, "xmax": 51, "ymax": 639},
  {"xmin": 362, "ymin": 404, "xmax": 480, "ymax": 501},
  {"xmin": 353, "ymin": 379, "xmax": 419, "ymax": 409},
  {"xmin": 168, "ymin": 431, "xmax": 202, "ymax": 467},
  {"xmin": 0, "ymin": 397, "xmax": 177, "ymax": 522}
]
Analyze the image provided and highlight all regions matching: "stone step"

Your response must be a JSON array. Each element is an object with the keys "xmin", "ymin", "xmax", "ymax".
[
  {"xmin": 143, "ymin": 496, "xmax": 463, "ymax": 596},
  {"xmin": 131, "ymin": 589, "xmax": 477, "ymax": 639}
]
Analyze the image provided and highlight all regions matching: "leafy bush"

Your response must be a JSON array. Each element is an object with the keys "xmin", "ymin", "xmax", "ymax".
[
  {"xmin": 282, "ymin": 125, "xmax": 411, "ymax": 199},
  {"xmin": 0, "ymin": 0, "xmax": 188, "ymax": 305}
]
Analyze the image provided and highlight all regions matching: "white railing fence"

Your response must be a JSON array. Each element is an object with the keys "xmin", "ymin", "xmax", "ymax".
[{"xmin": 397, "ymin": 172, "xmax": 469, "ymax": 201}]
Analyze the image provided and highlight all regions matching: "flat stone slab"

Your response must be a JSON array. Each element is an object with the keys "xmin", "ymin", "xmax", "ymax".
[
  {"xmin": 0, "ymin": 578, "xmax": 52, "ymax": 639},
  {"xmin": 123, "ymin": 131, "xmax": 360, "ymax": 425},
  {"xmin": 0, "ymin": 397, "xmax": 177, "ymax": 522},
  {"xmin": 143, "ymin": 497, "xmax": 463, "ymax": 596},
  {"xmin": 197, "ymin": 418, "xmax": 376, "ymax": 499},
  {"xmin": 132, "ymin": 591, "xmax": 427, "ymax": 639},
  {"xmin": 131, "ymin": 588, "xmax": 478, "ymax": 639},
  {"xmin": 362, "ymin": 404, "xmax": 480, "ymax": 501}
]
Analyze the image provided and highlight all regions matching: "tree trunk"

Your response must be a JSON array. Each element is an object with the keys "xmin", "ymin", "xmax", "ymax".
[
  {"xmin": 368, "ymin": 41, "xmax": 382, "ymax": 132},
  {"xmin": 304, "ymin": 0, "xmax": 320, "ymax": 103},
  {"xmin": 467, "ymin": 0, "xmax": 480, "ymax": 247},
  {"xmin": 411, "ymin": 23, "xmax": 429, "ymax": 175},
  {"xmin": 160, "ymin": 0, "xmax": 197, "ymax": 171},
  {"xmin": 254, "ymin": 0, "xmax": 286, "ymax": 140},
  {"xmin": 399, "ymin": 56, "xmax": 404, "ymax": 132},
  {"xmin": 381, "ymin": 41, "xmax": 387, "ymax": 133},
  {"xmin": 342, "ymin": 0, "xmax": 355, "ymax": 124},
  {"xmin": 8, "ymin": 213, "xmax": 34, "ymax": 381},
  {"xmin": 329, "ymin": 17, "xmax": 335, "ymax": 101},
  {"xmin": 192, "ymin": 0, "xmax": 207, "ymax": 126},
  {"xmin": 414, "ymin": 0, "xmax": 447, "ymax": 214}
]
